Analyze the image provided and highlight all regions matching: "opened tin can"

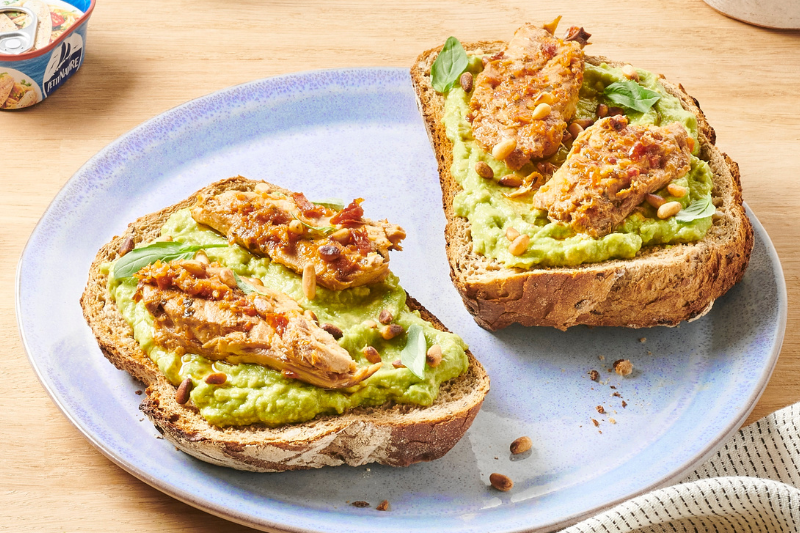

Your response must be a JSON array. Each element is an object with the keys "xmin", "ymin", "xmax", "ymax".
[{"xmin": 0, "ymin": 0, "xmax": 95, "ymax": 110}]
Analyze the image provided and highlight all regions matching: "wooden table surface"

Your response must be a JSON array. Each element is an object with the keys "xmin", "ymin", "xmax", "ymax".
[{"xmin": 2, "ymin": 0, "xmax": 799, "ymax": 530}]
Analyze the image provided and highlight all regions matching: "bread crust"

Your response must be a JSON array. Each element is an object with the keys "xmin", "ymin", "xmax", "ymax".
[
  {"xmin": 80, "ymin": 176, "xmax": 489, "ymax": 472},
  {"xmin": 411, "ymin": 41, "xmax": 753, "ymax": 331}
]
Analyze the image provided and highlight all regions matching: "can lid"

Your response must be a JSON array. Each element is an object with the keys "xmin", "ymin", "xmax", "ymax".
[{"xmin": 0, "ymin": 6, "xmax": 37, "ymax": 55}]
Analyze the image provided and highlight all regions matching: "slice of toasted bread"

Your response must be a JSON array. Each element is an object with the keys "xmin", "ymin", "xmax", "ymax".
[
  {"xmin": 80, "ymin": 176, "xmax": 489, "ymax": 472},
  {"xmin": 411, "ymin": 40, "xmax": 753, "ymax": 331}
]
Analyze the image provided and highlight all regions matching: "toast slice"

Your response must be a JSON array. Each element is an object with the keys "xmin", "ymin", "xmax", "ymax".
[
  {"xmin": 80, "ymin": 176, "xmax": 489, "ymax": 472},
  {"xmin": 411, "ymin": 40, "xmax": 753, "ymax": 331}
]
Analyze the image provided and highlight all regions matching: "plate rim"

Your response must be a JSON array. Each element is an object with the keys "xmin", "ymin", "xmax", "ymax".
[{"xmin": 16, "ymin": 67, "xmax": 788, "ymax": 533}]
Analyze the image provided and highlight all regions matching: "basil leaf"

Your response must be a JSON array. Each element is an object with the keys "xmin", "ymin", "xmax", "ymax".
[
  {"xmin": 400, "ymin": 324, "xmax": 427, "ymax": 379},
  {"xmin": 113, "ymin": 241, "xmax": 228, "ymax": 279},
  {"xmin": 431, "ymin": 36, "xmax": 469, "ymax": 93},
  {"xmin": 603, "ymin": 80, "xmax": 661, "ymax": 113},
  {"xmin": 292, "ymin": 213, "xmax": 336, "ymax": 234},
  {"xmin": 314, "ymin": 198, "xmax": 345, "ymax": 211},
  {"xmin": 233, "ymin": 272, "xmax": 266, "ymax": 295},
  {"xmin": 675, "ymin": 195, "xmax": 716, "ymax": 223}
]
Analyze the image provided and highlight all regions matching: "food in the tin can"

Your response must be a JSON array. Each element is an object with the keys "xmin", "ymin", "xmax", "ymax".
[
  {"xmin": 0, "ymin": 0, "xmax": 82, "ymax": 51},
  {"xmin": 0, "ymin": 13, "xmax": 15, "ymax": 31},
  {"xmin": 0, "ymin": 71, "xmax": 37, "ymax": 108},
  {"xmin": 0, "ymin": 72, "xmax": 12, "ymax": 101},
  {"xmin": 25, "ymin": 0, "xmax": 51, "ymax": 50}
]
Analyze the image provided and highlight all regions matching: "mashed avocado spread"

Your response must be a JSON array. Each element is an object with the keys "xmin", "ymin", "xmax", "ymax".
[
  {"xmin": 445, "ymin": 60, "xmax": 714, "ymax": 268},
  {"xmin": 105, "ymin": 209, "xmax": 468, "ymax": 427}
]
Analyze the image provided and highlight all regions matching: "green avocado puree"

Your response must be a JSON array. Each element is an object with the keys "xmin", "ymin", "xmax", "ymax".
[
  {"xmin": 444, "ymin": 61, "xmax": 714, "ymax": 268},
  {"xmin": 105, "ymin": 209, "xmax": 468, "ymax": 427}
]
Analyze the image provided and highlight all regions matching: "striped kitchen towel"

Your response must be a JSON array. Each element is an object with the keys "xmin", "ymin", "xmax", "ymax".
[{"xmin": 564, "ymin": 402, "xmax": 800, "ymax": 532}]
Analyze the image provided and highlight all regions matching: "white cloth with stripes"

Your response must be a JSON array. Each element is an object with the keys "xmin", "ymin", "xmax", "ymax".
[{"xmin": 564, "ymin": 402, "xmax": 800, "ymax": 532}]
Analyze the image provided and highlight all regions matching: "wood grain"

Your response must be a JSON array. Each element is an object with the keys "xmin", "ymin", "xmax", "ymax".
[{"xmin": 2, "ymin": 0, "xmax": 798, "ymax": 530}]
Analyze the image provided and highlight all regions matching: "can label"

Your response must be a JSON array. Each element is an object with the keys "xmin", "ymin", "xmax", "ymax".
[{"xmin": 42, "ymin": 30, "xmax": 81, "ymax": 96}]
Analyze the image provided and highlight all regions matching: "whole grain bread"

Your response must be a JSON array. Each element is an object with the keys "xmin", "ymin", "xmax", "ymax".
[
  {"xmin": 80, "ymin": 176, "xmax": 489, "ymax": 472},
  {"xmin": 411, "ymin": 40, "xmax": 753, "ymax": 331}
]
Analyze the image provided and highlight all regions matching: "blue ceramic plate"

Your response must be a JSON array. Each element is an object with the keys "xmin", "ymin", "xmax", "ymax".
[{"xmin": 17, "ymin": 68, "xmax": 787, "ymax": 532}]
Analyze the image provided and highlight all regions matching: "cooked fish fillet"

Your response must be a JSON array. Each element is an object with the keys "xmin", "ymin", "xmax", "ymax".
[
  {"xmin": 134, "ymin": 259, "xmax": 381, "ymax": 389},
  {"xmin": 0, "ymin": 75, "xmax": 14, "ymax": 107},
  {"xmin": 468, "ymin": 23, "xmax": 585, "ymax": 170},
  {"xmin": 16, "ymin": 89, "xmax": 37, "ymax": 108},
  {"xmin": 24, "ymin": 0, "xmax": 51, "ymax": 50},
  {"xmin": 191, "ymin": 190, "xmax": 405, "ymax": 291},
  {"xmin": 532, "ymin": 116, "xmax": 694, "ymax": 237},
  {"xmin": 0, "ymin": 14, "xmax": 15, "ymax": 32}
]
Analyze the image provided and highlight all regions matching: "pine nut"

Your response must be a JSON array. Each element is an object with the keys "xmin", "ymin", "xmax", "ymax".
[
  {"xmin": 499, "ymin": 174, "xmax": 523, "ymax": 187},
  {"xmin": 302, "ymin": 264, "xmax": 316, "ymax": 300},
  {"xmin": 330, "ymin": 228, "xmax": 351, "ymax": 244},
  {"xmin": 380, "ymin": 324, "xmax": 404, "ymax": 340},
  {"xmin": 533, "ymin": 92, "xmax": 554, "ymax": 105},
  {"xmin": 304, "ymin": 310, "xmax": 319, "ymax": 324},
  {"xmin": 321, "ymin": 323, "xmax": 343, "ymax": 339},
  {"xmin": 182, "ymin": 260, "xmax": 207, "ymax": 277},
  {"xmin": 362, "ymin": 346, "xmax": 381, "ymax": 364},
  {"xmin": 574, "ymin": 118, "xmax": 594, "ymax": 128},
  {"xmin": 118, "ymin": 235, "xmax": 135, "ymax": 257},
  {"xmin": 474, "ymin": 161, "xmax": 494, "ymax": 179},
  {"xmin": 492, "ymin": 138, "xmax": 517, "ymax": 161},
  {"xmin": 254, "ymin": 182, "xmax": 270, "ymax": 193},
  {"xmin": 508, "ymin": 234, "xmax": 530, "ymax": 256},
  {"xmin": 608, "ymin": 107, "xmax": 625, "ymax": 117},
  {"xmin": 460, "ymin": 71, "xmax": 473, "ymax": 92},
  {"xmin": 596, "ymin": 103, "xmax": 608, "ymax": 118},
  {"xmin": 175, "ymin": 377, "xmax": 193, "ymax": 405},
  {"xmin": 218, "ymin": 268, "xmax": 237, "ymax": 288},
  {"xmin": 194, "ymin": 250, "xmax": 209, "ymax": 264},
  {"xmin": 426, "ymin": 344, "xmax": 443, "ymax": 367},
  {"xmin": 392, "ymin": 359, "xmax": 405, "ymax": 369},
  {"xmin": 667, "ymin": 183, "xmax": 688, "ymax": 198},
  {"xmin": 378, "ymin": 309, "xmax": 393, "ymax": 324},
  {"xmin": 505, "ymin": 227, "xmax": 520, "ymax": 241},
  {"xmin": 205, "ymin": 373, "xmax": 227, "ymax": 385},
  {"xmin": 490, "ymin": 473, "xmax": 514, "ymax": 492},
  {"xmin": 568, "ymin": 122, "xmax": 584, "ymax": 139},
  {"xmin": 531, "ymin": 103, "xmax": 551, "ymax": 120},
  {"xmin": 657, "ymin": 201, "xmax": 682, "ymax": 219},
  {"xmin": 247, "ymin": 276, "xmax": 265, "ymax": 287},
  {"xmin": 288, "ymin": 219, "xmax": 304, "ymax": 234},
  {"xmin": 510, "ymin": 436, "xmax": 532, "ymax": 455},
  {"xmin": 645, "ymin": 193, "xmax": 665, "ymax": 208},
  {"xmin": 621, "ymin": 64, "xmax": 639, "ymax": 81},
  {"xmin": 376, "ymin": 500, "xmax": 390, "ymax": 512}
]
